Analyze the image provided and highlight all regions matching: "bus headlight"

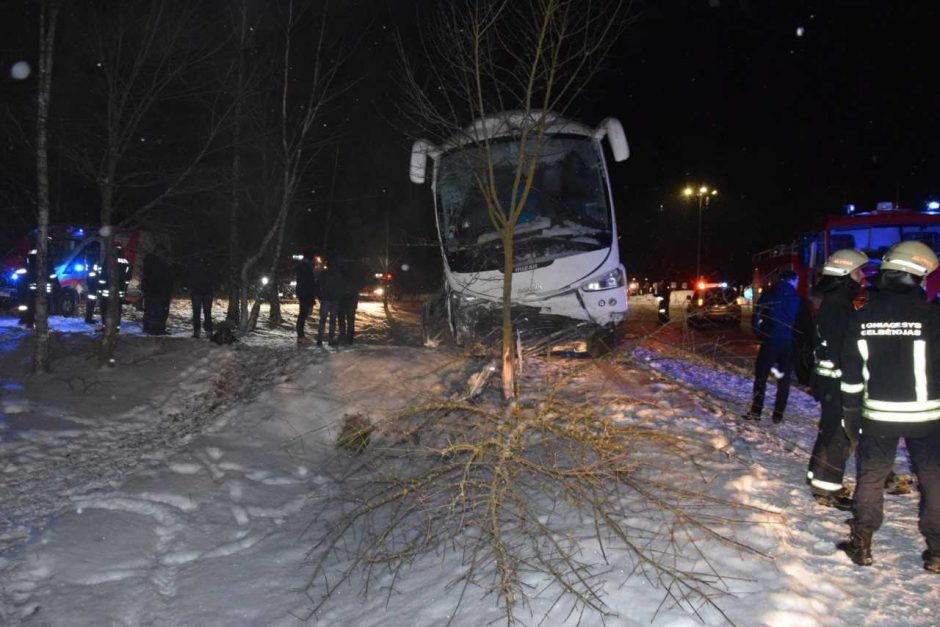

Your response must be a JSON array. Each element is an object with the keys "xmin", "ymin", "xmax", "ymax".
[{"xmin": 581, "ymin": 268, "xmax": 624, "ymax": 292}]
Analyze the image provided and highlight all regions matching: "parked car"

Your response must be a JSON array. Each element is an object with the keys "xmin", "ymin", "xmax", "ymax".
[
  {"xmin": 359, "ymin": 272, "xmax": 394, "ymax": 301},
  {"xmin": 686, "ymin": 282, "xmax": 742, "ymax": 327}
]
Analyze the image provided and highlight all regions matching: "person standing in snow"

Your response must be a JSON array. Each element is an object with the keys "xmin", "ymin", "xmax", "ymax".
[
  {"xmin": 141, "ymin": 247, "xmax": 174, "ymax": 335},
  {"xmin": 837, "ymin": 241, "xmax": 940, "ymax": 572},
  {"xmin": 186, "ymin": 253, "xmax": 215, "ymax": 339},
  {"xmin": 316, "ymin": 253, "xmax": 343, "ymax": 346},
  {"xmin": 654, "ymin": 281, "xmax": 671, "ymax": 324},
  {"xmin": 745, "ymin": 269, "xmax": 813, "ymax": 423},
  {"xmin": 295, "ymin": 251, "xmax": 318, "ymax": 343},
  {"xmin": 337, "ymin": 258, "xmax": 364, "ymax": 344},
  {"xmin": 97, "ymin": 244, "xmax": 131, "ymax": 327},
  {"xmin": 806, "ymin": 249, "xmax": 868, "ymax": 510}
]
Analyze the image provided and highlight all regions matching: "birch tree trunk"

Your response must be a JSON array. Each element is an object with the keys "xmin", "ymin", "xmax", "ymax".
[{"xmin": 31, "ymin": 0, "xmax": 62, "ymax": 374}]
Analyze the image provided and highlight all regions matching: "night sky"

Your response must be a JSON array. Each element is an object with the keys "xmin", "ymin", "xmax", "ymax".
[{"xmin": 2, "ymin": 0, "xmax": 938, "ymax": 285}]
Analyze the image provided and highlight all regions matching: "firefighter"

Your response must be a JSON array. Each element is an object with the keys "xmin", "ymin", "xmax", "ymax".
[
  {"xmin": 97, "ymin": 245, "xmax": 131, "ymax": 326},
  {"xmin": 837, "ymin": 240, "xmax": 940, "ymax": 572},
  {"xmin": 806, "ymin": 248, "xmax": 868, "ymax": 510},
  {"xmin": 17, "ymin": 249, "xmax": 41, "ymax": 327},
  {"xmin": 84, "ymin": 247, "xmax": 101, "ymax": 324},
  {"xmin": 654, "ymin": 281, "xmax": 671, "ymax": 324}
]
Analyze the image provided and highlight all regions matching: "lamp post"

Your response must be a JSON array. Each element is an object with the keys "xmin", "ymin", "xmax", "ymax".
[{"xmin": 683, "ymin": 185, "xmax": 718, "ymax": 282}]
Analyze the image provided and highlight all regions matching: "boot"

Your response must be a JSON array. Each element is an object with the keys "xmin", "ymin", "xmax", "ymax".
[
  {"xmin": 772, "ymin": 411, "xmax": 784, "ymax": 424},
  {"xmin": 884, "ymin": 472, "xmax": 914, "ymax": 495},
  {"xmin": 812, "ymin": 487, "xmax": 853, "ymax": 511},
  {"xmin": 742, "ymin": 408, "xmax": 761, "ymax": 422},
  {"xmin": 924, "ymin": 550, "xmax": 940, "ymax": 573},
  {"xmin": 837, "ymin": 525, "xmax": 873, "ymax": 566}
]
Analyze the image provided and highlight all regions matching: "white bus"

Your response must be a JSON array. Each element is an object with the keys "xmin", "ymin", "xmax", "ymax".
[{"xmin": 410, "ymin": 111, "xmax": 630, "ymax": 348}]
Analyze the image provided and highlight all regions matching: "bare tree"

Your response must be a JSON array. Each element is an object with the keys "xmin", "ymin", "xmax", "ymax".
[
  {"xmin": 223, "ymin": 0, "xmax": 259, "ymax": 323},
  {"xmin": 63, "ymin": 0, "xmax": 232, "ymax": 364},
  {"xmin": 233, "ymin": 0, "xmax": 353, "ymax": 333},
  {"xmin": 31, "ymin": 0, "xmax": 63, "ymax": 374},
  {"xmin": 400, "ymin": 0, "xmax": 630, "ymax": 398}
]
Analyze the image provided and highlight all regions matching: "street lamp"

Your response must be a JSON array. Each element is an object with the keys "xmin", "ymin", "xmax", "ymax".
[{"xmin": 682, "ymin": 185, "xmax": 718, "ymax": 282}]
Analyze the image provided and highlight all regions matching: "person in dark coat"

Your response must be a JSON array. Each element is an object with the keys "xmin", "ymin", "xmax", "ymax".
[
  {"xmin": 142, "ymin": 248, "xmax": 174, "ymax": 335},
  {"xmin": 745, "ymin": 269, "xmax": 813, "ymax": 423},
  {"xmin": 316, "ymin": 254, "xmax": 344, "ymax": 346},
  {"xmin": 806, "ymin": 249, "xmax": 868, "ymax": 510},
  {"xmin": 337, "ymin": 259, "xmax": 364, "ymax": 344},
  {"xmin": 187, "ymin": 253, "xmax": 214, "ymax": 339},
  {"xmin": 295, "ymin": 252, "xmax": 318, "ymax": 342}
]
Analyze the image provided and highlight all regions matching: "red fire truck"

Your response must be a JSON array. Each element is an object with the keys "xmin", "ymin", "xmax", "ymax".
[
  {"xmin": 1, "ymin": 226, "xmax": 149, "ymax": 316},
  {"xmin": 753, "ymin": 203, "xmax": 940, "ymax": 306}
]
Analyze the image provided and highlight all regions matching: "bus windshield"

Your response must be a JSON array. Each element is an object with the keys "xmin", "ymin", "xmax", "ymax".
[
  {"xmin": 829, "ymin": 223, "xmax": 940, "ymax": 260},
  {"xmin": 436, "ymin": 135, "xmax": 612, "ymax": 272}
]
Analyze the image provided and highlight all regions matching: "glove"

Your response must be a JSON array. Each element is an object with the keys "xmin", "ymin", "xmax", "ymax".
[{"xmin": 841, "ymin": 409, "xmax": 861, "ymax": 446}]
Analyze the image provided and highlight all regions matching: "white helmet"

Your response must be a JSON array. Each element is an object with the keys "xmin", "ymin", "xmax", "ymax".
[
  {"xmin": 822, "ymin": 248, "xmax": 869, "ymax": 277},
  {"xmin": 881, "ymin": 240, "xmax": 939, "ymax": 277}
]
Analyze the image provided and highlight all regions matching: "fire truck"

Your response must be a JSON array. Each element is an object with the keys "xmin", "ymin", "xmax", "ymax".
[
  {"xmin": 0, "ymin": 226, "xmax": 149, "ymax": 316},
  {"xmin": 753, "ymin": 202, "xmax": 940, "ymax": 306}
]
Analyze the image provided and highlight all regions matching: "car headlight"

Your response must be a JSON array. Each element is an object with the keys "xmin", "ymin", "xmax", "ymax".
[{"xmin": 581, "ymin": 268, "xmax": 624, "ymax": 292}]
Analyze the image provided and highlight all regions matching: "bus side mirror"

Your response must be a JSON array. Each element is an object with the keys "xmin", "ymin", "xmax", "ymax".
[
  {"xmin": 409, "ymin": 139, "xmax": 436, "ymax": 184},
  {"xmin": 594, "ymin": 118, "xmax": 629, "ymax": 162}
]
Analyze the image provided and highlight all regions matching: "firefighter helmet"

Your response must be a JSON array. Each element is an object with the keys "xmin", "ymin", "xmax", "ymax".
[
  {"xmin": 822, "ymin": 248, "xmax": 869, "ymax": 276},
  {"xmin": 881, "ymin": 240, "xmax": 940, "ymax": 276}
]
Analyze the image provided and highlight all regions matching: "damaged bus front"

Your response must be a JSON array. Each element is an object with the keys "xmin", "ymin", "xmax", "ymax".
[{"xmin": 410, "ymin": 112, "xmax": 631, "ymax": 348}]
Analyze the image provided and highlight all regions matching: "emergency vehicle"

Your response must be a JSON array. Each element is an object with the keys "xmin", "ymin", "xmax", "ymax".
[
  {"xmin": 753, "ymin": 202, "xmax": 940, "ymax": 306},
  {"xmin": 0, "ymin": 226, "xmax": 149, "ymax": 316},
  {"xmin": 409, "ymin": 111, "xmax": 630, "ymax": 346}
]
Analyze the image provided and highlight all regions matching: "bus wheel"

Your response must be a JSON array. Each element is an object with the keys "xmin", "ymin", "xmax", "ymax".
[{"xmin": 56, "ymin": 289, "xmax": 78, "ymax": 317}]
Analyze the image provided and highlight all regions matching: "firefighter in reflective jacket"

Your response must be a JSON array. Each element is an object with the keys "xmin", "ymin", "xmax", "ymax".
[
  {"xmin": 806, "ymin": 249, "xmax": 868, "ymax": 510},
  {"xmin": 96, "ymin": 246, "xmax": 131, "ymax": 326},
  {"xmin": 655, "ymin": 281, "xmax": 671, "ymax": 324},
  {"xmin": 837, "ymin": 240, "xmax": 940, "ymax": 573},
  {"xmin": 84, "ymin": 260, "xmax": 101, "ymax": 324}
]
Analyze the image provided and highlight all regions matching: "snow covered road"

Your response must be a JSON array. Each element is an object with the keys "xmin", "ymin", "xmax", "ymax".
[{"xmin": 0, "ymin": 300, "xmax": 937, "ymax": 626}]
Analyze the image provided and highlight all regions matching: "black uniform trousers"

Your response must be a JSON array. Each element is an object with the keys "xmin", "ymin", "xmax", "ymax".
[
  {"xmin": 807, "ymin": 377, "xmax": 852, "ymax": 491},
  {"xmin": 317, "ymin": 300, "xmax": 339, "ymax": 344},
  {"xmin": 337, "ymin": 294, "xmax": 359, "ymax": 343},
  {"xmin": 750, "ymin": 340, "xmax": 793, "ymax": 416},
  {"xmin": 853, "ymin": 425, "xmax": 940, "ymax": 553},
  {"xmin": 191, "ymin": 293, "xmax": 213, "ymax": 336},
  {"xmin": 296, "ymin": 296, "xmax": 315, "ymax": 337}
]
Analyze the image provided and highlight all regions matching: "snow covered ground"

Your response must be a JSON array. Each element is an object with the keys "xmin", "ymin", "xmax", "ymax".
[{"xmin": 0, "ymin": 298, "xmax": 936, "ymax": 626}]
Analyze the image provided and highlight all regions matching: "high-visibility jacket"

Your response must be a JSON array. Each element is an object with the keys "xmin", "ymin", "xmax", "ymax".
[
  {"xmin": 813, "ymin": 277, "xmax": 859, "ymax": 380},
  {"xmin": 841, "ymin": 284, "xmax": 940, "ymax": 438}
]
